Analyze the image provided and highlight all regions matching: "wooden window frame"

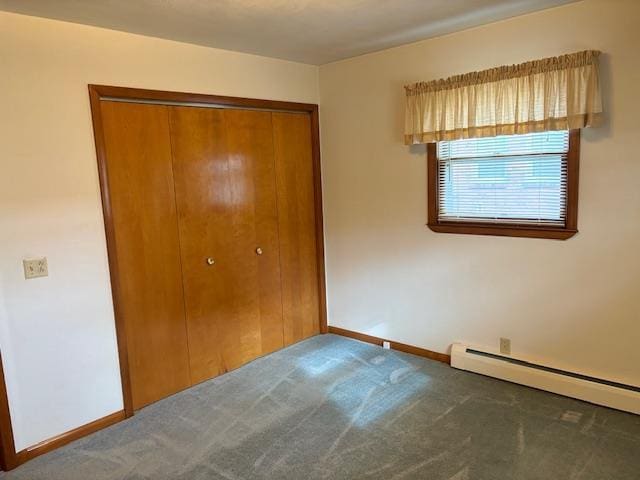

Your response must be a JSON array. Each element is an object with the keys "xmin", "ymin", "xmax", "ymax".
[{"xmin": 427, "ymin": 129, "xmax": 580, "ymax": 240}]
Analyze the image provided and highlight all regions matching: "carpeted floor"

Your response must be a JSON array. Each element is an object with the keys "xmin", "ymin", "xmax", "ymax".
[{"xmin": 2, "ymin": 334, "xmax": 639, "ymax": 479}]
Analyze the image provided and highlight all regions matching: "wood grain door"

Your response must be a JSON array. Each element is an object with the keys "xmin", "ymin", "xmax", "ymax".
[
  {"xmin": 272, "ymin": 112, "xmax": 321, "ymax": 345},
  {"xmin": 169, "ymin": 106, "xmax": 284, "ymax": 384},
  {"xmin": 100, "ymin": 101, "xmax": 192, "ymax": 410}
]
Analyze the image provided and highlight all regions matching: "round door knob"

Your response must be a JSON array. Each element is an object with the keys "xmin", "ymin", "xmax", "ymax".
[
  {"xmin": 206, "ymin": 257, "xmax": 215, "ymax": 265},
  {"xmin": 255, "ymin": 247, "xmax": 263, "ymax": 255}
]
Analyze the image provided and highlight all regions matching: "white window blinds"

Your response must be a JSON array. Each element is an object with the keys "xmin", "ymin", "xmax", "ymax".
[{"xmin": 437, "ymin": 130, "xmax": 569, "ymax": 226}]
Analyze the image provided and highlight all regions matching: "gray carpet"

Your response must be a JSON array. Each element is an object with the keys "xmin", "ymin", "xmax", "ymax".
[{"xmin": 2, "ymin": 334, "xmax": 639, "ymax": 479}]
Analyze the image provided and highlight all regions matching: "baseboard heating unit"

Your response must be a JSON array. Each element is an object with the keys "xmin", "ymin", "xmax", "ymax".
[{"xmin": 451, "ymin": 344, "xmax": 640, "ymax": 415}]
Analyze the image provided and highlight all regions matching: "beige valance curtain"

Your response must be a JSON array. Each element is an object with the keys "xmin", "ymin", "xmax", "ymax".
[{"xmin": 404, "ymin": 50, "xmax": 602, "ymax": 145}]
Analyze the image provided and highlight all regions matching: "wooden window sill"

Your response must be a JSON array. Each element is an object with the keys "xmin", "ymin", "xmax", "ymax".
[{"xmin": 427, "ymin": 222, "xmax": 578, "ymax": 240}]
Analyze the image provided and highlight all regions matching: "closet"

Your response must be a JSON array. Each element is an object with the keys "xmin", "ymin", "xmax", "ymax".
[{"xmin": 93, "ymin": 87, "xmax": 324, "ymax": 411}]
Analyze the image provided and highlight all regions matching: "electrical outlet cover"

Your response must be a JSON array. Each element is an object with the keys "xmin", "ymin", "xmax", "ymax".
[
  {"xmin": 23, "ymin": 257, "xmax": 48, "ymax": 279},
  {"xmin": 500, "ymin": 337, "xmax": 511, "ymax": 355}
]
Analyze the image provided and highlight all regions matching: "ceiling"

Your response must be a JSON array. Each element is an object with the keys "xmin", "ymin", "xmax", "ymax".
[{"xmin": 0, "ymin": 0, "xmax": 577, "ymax": 64}]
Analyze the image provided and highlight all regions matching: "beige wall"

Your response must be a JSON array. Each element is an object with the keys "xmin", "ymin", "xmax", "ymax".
[
  {"xmin": 0, "ymin": 11, "xmax": 318, "ymax": 450},
  {"xmin": 1, "ymin": 0, "xmax": 638, "ymax": 455},
  {"xmin": 319, "ymin": 0, "xmax": 639, "ymax": 386}
]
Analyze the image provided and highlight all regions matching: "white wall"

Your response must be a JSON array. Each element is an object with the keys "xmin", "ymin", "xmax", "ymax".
[
  {"xmin": 0, "ymin": 11, "xmax": 319, "ymax": 451},
  {"xmin": 319, "ymin": 0, "xmax": 639, "ymax": 386}
]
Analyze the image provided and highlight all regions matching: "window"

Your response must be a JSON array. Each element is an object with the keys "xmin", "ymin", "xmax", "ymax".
[{"xmin": 427, "ymin": 130, "xmax": 579, "ymax": 239}]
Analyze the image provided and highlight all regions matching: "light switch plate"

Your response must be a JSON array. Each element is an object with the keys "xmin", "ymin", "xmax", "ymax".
[{"xmin": 23, "ymin": 257, "xmax": 48, "ymax": 279}]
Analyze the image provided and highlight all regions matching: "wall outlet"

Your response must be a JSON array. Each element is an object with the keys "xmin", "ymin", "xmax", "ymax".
[
  {"xmin": 382, "ymin": 341, "xmax": 391, "ymax": 349},
  {"xmin": 23, "ymin": 257, "xmax": 48, "ymax": 279},
  {"xmin": 500, "ymin": 337, "xmax": 511, "ymax": 355}
]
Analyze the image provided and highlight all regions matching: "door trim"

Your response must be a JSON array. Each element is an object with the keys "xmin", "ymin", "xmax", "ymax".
[
  {"xmin": 88, "ymin": 85, "xmax": 328, "ymax": 418},
  {"xmin": 0, "ymin": 351, "xmax": 18, "ymax": 470}
]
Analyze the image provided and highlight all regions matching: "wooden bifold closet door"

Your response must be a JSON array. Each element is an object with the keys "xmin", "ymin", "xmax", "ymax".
[
  {"xmin": 98, "ymin": 96, "xmax": 322, "ymax": 410},
  {"xmin": 169, "ymin": 106, "xmax": 284, "ymax": 384},
  {"xmin": 100, "ymin": 101, "xmax": 192, "ymax": 410},
  {"xmin": 272, "ymin": 112, "xmax": 321, "ymax": 345}
]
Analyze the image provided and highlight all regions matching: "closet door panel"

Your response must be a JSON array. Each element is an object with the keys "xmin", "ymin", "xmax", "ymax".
[
  {"xmin": 100, "ymin": 101, "xmax": 191, "ymax": 410},
  {"xmin": 169, "ymin": 107, "xmax": 283, "ymax": 384},
  {"xmin": 225, "ymin": 110, "xmax": 284, "ymax": 359},
  {"xmin": 272, "ymin": 112, "xmax": 321, "ymax": 345},
  {"xmin": 169, "ymin": 106, "xmax": 229, "ymax": 384}
]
